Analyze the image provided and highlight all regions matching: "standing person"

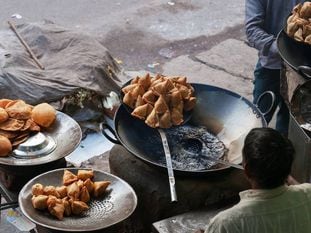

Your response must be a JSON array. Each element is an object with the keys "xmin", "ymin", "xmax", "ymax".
[
  {"xmin": 245, "ymin": 0, "xmax": 306, "ymax": 136},
  {"xmin": 203, "ymin": 127, "xmax": 311, "ymax": 233}
]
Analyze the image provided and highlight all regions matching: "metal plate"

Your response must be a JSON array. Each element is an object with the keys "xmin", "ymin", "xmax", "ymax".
[
  {"xmin": 0, "ymin": 111, "xmax": 82, "ymax": 166},
  {"xmin": 18, "ymin": 168, "xmax": 137, "ymax": 232}
]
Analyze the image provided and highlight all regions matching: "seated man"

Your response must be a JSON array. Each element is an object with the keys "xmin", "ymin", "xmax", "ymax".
[{"xmin": 204, "ymin": 127, "xmax": 311, "ymax": 233}]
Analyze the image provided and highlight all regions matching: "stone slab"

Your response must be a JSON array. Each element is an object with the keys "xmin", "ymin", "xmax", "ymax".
[
  {"xmin": 162, "ymin": 55, "xmax": 254, "ymax": 100},
  {"xmin": 195, "ymin": 39, "xmax": 258, "ymax": 80},
  {"xmin": 152, "ymin": 207, "xmax": 228, "ymax": 233},
  {"xmin": 109, "ymin": 145, "xmax": 250, "ymax": 232}
]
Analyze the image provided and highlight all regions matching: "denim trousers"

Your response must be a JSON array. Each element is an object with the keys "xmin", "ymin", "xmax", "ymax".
[{"xmin": 253, "ymin": 62, "xmax": 289, "ymax": 135}]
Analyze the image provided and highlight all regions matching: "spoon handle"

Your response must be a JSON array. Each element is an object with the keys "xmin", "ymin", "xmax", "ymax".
[{"xmin": 158, "ymin": 129, "xmax": 178, "ymax": 202}]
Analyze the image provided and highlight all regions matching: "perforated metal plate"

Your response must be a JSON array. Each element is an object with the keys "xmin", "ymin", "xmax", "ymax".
[{"xmin": 18, "ymin": 168, "xmax": 137, "ymax": 232}]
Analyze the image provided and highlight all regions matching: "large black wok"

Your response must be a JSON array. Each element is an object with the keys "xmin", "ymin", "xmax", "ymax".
[
  {"xmin": 103, "ymin": 83, "xmax": 267, "ymax": 175},
  {"xmin": 277, "ymin": 29, "xmax": 311, "ymax": 79}
]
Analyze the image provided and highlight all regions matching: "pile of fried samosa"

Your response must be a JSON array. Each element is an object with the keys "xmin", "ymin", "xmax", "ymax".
[
  {"xmin": 287, "ymin": 2, "xmax": 311, "ymax": 44},
  {"xmin": 122, "ymin": 73, "xmax": 196, "ymax": 128},
  {"xmin": 31, "ymin": 170, "xmax": 110, "ymax": 220}
]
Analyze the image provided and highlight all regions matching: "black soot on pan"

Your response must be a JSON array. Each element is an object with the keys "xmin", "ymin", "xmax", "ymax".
[{"xmin": 159, "ymin": 125, "xmax": 227, "ymax": 171}]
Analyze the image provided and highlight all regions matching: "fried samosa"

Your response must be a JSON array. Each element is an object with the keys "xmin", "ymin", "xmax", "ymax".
[
  {"xmin": 294, "ymin": 27, "xmax": 304, "ymax": 41},
  {"xmin": 80, "ymin": 186, "xmax": 90, "ymax": 203},
  {"xmin": 169, "ymin": 90, "xmax": 183, "ymax": 107},
  {"xmin": 154, "ymin": 95, "xmax": 169, "ymax": 114},
  {"xmin": 67, "ymin": 182, "xmax": 80, "ymax": 201},
  {"xmin": 135, "ymin": 95, "xmax": 145, "ymax": 108},
  {"xmin": 184, "ymin": 97, "xmax": 197, "ymax": 111},
  {"xmin": 300, "ymin": 2, "xmax": 311, "ymax": 19},
  {"xmin": 138, "ymin": 73, "xmax": 151, "ymax": 90},
  {"xmin": 93, "ymin": 181, "xmax": 111, "ymax": 198},
  {"xmin": 142, "ymin": 90, "xmax": 157, "ymax": 104},
  {"xmin": 70, "ymin": 200, "xmax": 89, "ymax": 215},
  {"xmin": 63, "ymin": 170, "xmax": 78, "ymax": 186},
  {"xmin": 131, "ymin": 103, "xmax": 153, "ymax": 120},
  {"xmin": 84, "ymin": 178, "xmax": 94, "ymax": 194},
  {"xmin": 130, "ymin": 84, "xmax": 145, "ymax": 99},
  {"xmin": 123, "ymin": 92, "xmax": 136, "ymax": 109},
  {"xmin": 152, "ymin": 80, "xmax": 168, "ymax": 96},
  {"xmin": 77, "ymin": 170, "xmax": 94, "ymax": 181},
  {"xmin": 305, "ymin": 34, "xmax": 311, "ymax": 44},
  {"xmin": 32, "ymin": 195, "xmax": 48, "ymax": 210},
  {"xmin": 158, "ymin": 111, "xmax": 172, "ymax": 128},
  {"xmin": 171, "ymin": 108, "xmax": 184, "ymax": 126},
  {"xmin": 145, "ymin": 108, "xmax": 159, "ymax": 128},
  {"xmin": 62, "ymin": 197, "xmax": 71, "ymax": 216},
  {"xmin": 43, "ymin": 186, "xmax": 60, "ymax": 198},
  {"xmin": 32, "ymin": 183, "xmax": 44, "ymax": 196},
  {"xmin": 56, "ymin": 186, "xmax": 67, "ymax": 199},
  {"xmin": 122, "ymin": 83, "xmax": 138, "ymax": 94},
  {"xmin": 175, "ymin": 83, "xmax": 191, "ymax": 99},
  {"xmin": 48, "ymin": 201, "xmax": 65, "ymax": 220}
]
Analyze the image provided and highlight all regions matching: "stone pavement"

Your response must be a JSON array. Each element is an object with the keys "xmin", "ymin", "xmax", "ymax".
[
  {"xmin": 162, "ymin": 39, "xmax": 257, "ymax": 100},
  {"xmin": 126, "ymin": 38, "xmax": 257, "ymax": 100}
]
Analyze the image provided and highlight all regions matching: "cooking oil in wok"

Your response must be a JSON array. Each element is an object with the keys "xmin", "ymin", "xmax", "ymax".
[{"xmin": 159, "ymin": 125, "xmax": 227, "ymax": 171}]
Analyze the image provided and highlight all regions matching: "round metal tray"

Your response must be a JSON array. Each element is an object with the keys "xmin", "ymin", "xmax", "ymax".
[
  {"xmin": 0, "ymin": 111, "xmax": 82, "ymax": 166},
  {"xmin": 19, "ymin": 168, "xmax": 137, "ymax": 232}
]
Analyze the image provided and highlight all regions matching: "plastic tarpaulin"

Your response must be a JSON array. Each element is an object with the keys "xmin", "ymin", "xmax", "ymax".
[{"xmin": 0, "ymin": 22, "xmax": 126, "ymax": 105}]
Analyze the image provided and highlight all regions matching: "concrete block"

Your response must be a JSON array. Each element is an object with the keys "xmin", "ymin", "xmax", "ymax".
[{"xmin": 195, "ymin": 39, "xmax": 257, "ymax": 80}]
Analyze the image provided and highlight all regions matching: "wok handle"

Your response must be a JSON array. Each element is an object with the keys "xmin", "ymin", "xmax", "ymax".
[
  {"xmin": 100, "ymin": 123, "xmax": 121, "ymax": 144},
  {"xmin": 298, "ymin": 66, "xmax": 311, "ymax": 79},
  {"xmin": 255, "ymin": 91, "xmax": 276, "ymax": 116}
]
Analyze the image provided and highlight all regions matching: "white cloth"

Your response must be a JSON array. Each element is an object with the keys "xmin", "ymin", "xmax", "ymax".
[{"xmin": 205, "ymin": 184, "xmax": 311, "ymax": 233}]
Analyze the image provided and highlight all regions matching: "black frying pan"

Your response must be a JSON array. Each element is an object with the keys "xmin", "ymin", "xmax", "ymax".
[
  {"xmin": 103, "ymin": 84, "xmax": 267, "ymax": 176},
  {"xmin": 277, "ymin": 29, "xmax": 311, "ymax": 79}
]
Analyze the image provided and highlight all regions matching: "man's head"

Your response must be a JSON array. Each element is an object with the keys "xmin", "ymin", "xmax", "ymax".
[{"xmin": 242, "ymin": 127, "xmax": 295, "ymax": 189}]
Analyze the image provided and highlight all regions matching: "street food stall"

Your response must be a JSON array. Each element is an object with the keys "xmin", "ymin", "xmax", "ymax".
[{"xmin": 0, "ymin": 2, "xmax": 310, "ymax": 232}]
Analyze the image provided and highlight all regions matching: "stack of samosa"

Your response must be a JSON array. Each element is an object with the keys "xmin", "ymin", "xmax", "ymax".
[
  {"xmin": 122, "ymin": 73, "xmax": 196, "ymax": 128},
  {"xmin": 287, "ymin": 2, "xmax": 311, "ymax": 44},
  {"xmin": 31, "ymin": 169, "xmax": 110, "ymax": 220}
]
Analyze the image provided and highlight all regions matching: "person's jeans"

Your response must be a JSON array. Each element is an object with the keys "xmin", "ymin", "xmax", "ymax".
[{"xmin": 253, "ymin": 62, "xmax": 289, "ymax": 135}]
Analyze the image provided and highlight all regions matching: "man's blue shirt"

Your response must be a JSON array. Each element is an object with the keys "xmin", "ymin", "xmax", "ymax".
[{"xmin": 245, "ymin": 0, "xmax": 306, "ymax": 69}]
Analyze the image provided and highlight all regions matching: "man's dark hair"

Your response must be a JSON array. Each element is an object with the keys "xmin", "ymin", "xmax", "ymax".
[{"xmin": 242, "ymin": 127, "xmax": 295, "ymax": 189}]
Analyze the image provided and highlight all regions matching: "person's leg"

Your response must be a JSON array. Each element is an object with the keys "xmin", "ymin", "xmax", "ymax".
[
  {"xmin": 252, "ymin": 62, "xmax": 289, "ymax": 134},
  {"xmin": 253, "ymin": 62, "xmax": 279, "ymax": 124},
  {"xmin": 275, "ymin": 94, "xmax": 289, "ymax": 135}
]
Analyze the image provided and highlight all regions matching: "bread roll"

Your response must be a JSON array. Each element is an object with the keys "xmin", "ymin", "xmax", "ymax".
[
  {"xmin": 31, "ymin": 103, "xmax": 56, "ymax": 128},
  {"xmin": 0, "ymin": 135, "xmax": 12, "ymax": 157}
]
